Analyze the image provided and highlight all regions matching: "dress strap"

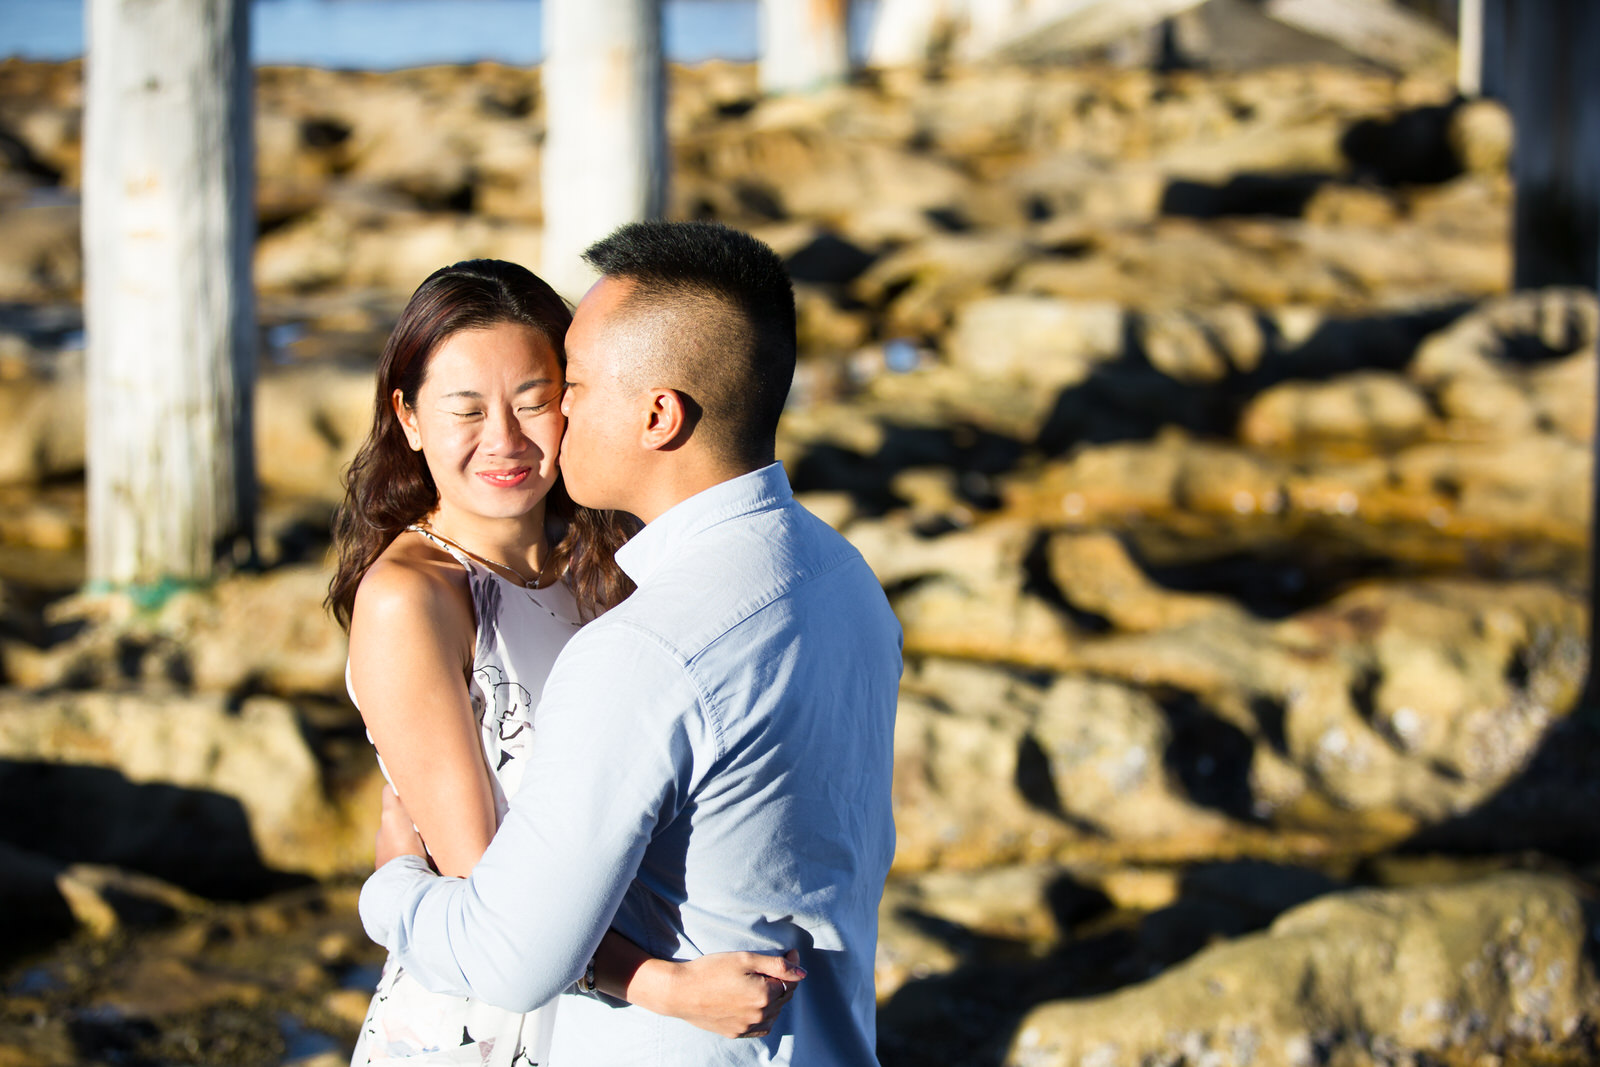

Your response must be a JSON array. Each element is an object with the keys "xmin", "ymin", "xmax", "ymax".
[
  {"xmin": 405, "ymin": 524, "xmax": 500, "ymax": 664},
  {"xmin": 405, "ymin": 523, "xmax": 480, "ymax": 573}
]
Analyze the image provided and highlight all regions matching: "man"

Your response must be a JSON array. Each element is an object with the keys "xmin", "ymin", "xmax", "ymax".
[{"xmin": 359, "ymin": 220, "xmax": 903, "ymax": 1064}]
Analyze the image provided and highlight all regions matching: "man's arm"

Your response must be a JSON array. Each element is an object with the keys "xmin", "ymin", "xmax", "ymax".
[{"xmin": 358, "ymin": 622, "xmax": 712, "ymax": 1012}]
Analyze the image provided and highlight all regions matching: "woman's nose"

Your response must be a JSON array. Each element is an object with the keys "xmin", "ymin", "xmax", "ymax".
[{"xmin": 482, "ymin": 406, "xmax": 528, "ymax": 454}]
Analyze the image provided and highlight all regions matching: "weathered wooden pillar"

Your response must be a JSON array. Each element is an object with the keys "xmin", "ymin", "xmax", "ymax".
[
  {"xmin": 1457, "ymin": 0, "xmax": 1485, "ymax": 96},
  {"xmin": 761, "ymin": 0, "xmax": 851, "ymax": 94},
  {"xmin": 540, "ymin": 0, "xmax": 666, "ymax": 299},
  {"xmin": 1494, "ymin": 0, "xmax": 1600, "ymax": 289},
  {"xmin": 82, "ymin": 0, "xmax": 256, "ymax": 587},
  {"xmin": 867, "ymin": 0, "xmax": 950, "ymax": 67}
]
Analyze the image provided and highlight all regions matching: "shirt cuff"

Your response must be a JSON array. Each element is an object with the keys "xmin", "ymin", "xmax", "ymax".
[{"xmin": 358, "ymin": 854, "xmax": 436, "ymax": 950}]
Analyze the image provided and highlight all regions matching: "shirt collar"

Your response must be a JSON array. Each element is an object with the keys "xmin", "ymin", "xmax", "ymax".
[{"xmin": 614, "ymin": 463, "xmax": 793, "ymax": 588}]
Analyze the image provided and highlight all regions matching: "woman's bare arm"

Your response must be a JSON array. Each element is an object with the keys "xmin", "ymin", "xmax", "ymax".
[
  {"xmin": 592, "ymin": 932, "xmax": 805, "ymax": 1038},
  {"xmin": 349, "ymin": 553, "xmax": 496, "ymax": 878}
]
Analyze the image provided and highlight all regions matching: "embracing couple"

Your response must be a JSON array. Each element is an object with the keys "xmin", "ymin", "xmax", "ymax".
[{"xmin": 328, "ymin": 221, "xmax": 902, "ymax": 1065}]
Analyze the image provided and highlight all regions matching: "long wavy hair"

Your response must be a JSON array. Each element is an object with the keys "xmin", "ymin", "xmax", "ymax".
[{"xmin": 327, "ymin": 259, "xmax": 638, "ymax": 630}]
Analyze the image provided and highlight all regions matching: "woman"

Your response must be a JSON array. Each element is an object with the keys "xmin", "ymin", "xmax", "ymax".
[{"xmin": 328, "ymin": 260, "xmax": 796, "ymax": 1066}]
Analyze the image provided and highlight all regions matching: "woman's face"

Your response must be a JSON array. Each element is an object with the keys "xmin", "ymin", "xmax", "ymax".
[{"xmin": 395, "ymin": 321, "xmax": 566, "ymax": 528}]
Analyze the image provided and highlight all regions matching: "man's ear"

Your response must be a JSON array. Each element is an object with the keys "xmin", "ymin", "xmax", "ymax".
[
  {"xmin": 639, "ymin": 388, "xmax": 700, "ymax": 452},
  {"xmin": 393, "ymin": 389, "xmax": 422, "ymax": 451}
]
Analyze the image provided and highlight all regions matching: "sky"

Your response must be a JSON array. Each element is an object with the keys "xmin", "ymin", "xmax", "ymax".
[{"xmin": 0, "ymin": 0, "xmax": 881, "ymax": 69}]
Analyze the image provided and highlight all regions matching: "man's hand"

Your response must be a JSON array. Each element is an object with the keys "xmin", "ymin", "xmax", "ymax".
[{"xmin": 375, "ymin": 784, "xmax": 428, "ymax": 868}]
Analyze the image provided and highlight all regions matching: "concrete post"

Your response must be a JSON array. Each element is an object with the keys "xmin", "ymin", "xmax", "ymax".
[
  {"xmin": 761, "ymin": 0, "xmax": 851, "ymax": 94},
  {"xmin": 82, "ymin": 0, "xmax": 256, "ymax": 586},
  {"xmin": 540, "ymin": 0, "xmax": 666, "ymax": 299}
]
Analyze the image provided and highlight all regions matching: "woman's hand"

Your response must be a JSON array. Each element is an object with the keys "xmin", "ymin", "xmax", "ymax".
[
  {"xmin": 606, "ymin": 944, "xmax": 806, "ymax": 1039},
  {"xmin": 375, "ymin": 785, "xmax": 428, "ymax": 868},
  {"xmin": 650, "ymin": 950, "xmax": 806, "ymax": 1038}
]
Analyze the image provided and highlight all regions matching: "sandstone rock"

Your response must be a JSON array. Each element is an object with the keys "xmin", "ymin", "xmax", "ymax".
[
  {"xmin": 944, "ymin": 295, "xmax": 1124, "ymax": 388},
  {"xmin": 1385, "ymin": 435, "xmax": 1589, "ymax": 551},
  {"xmin": 53, "ymin": 863, "xmax": 208, "ymax": 939},
  {"xmin": 792, "ymin": 283, "xmax": 870, "ymax": 354},
  {"xmin": 894, "ymin": 574, "xmax": 1077, "ymax": 670},
  {"xmin": 892, "ymin": 690, "xmax": 1076, "ymax": 872},
  {"xmin": 256, "ymin": 364, "xmax": 375, "ymax": 501},
  {"xmin": 1284, "ymin": 580, "xmax": 1585, "ymax": 790},
  {"xmin": 1449, "ymin": 98, "xmax": 1514, "ymax": 177},
  {"xmin": 1006, "ymin": 873, "xmax": 1599, "ymax": 1067},
  {"xmin": 845, "ymin": 514, "xmax": 1033, "ymax": 589},
  {"xmin": 162, "ymin": 565, "xmax": 351, "ymax": 695},
  {"xmin": 0, "ymin": 486, "xmax": 83, "ymax": 552},
  {"xmin": 1410, "ymin": 287, "xmax": 1598, "ymax": 388},
  {"xmin": 1155, "ymin": 116, "xmax": 1349, "ymax": 180},
  {"xmin": 1004, "ymin": 419, "xmax": 1587, "ymax": 577},
  {"xmin": 1527, "ymin": 348, "xmax": 1596, "ymax": 442},
  {"xmin": 0, "ymin": 204, "xmax": 78, "ymax": 302},
  {"xmin": 1140, "ymin": 304, "xmax": 1265, "ymax": 383},
  {"xmin": 6, "ymin": 565, "xmax": 349, "ymax": 697},
  {"xmin": 256, "ymin": 195, "xmax": 543, "ymax": 295},
  {"xmin": 1406, "ymin": 172, "xmax": 1513, "ymax": 240},
  {"xmin": 0, "ymin": 372, "xmax": 82, "ymax": 484},
  {"xmin": 1030, "ymin": 676, "xmax": 1237, "ymax": 842},
  {"xmin": 1046, "ymin": 531, "xmax": 1235, "ymax": 633},
  {"xmin": 1301, "ymin": 183, "xmax": 1401, "ymax": 228},
  {"xmin": 876, "ymin": 861, "xmax": 1101, "ymax": 1002},
  {"xmin": 1236, "ymin": 372, "xmax": 1433, "ymax": 454},
  {"xmin": 0, "ymin": 690, "xmax": 372, "ymax": 881},
  {"xmin": 875, "ymin": 879, "xmax": 964, "ymax": 1002},
  {"xmin": 680, "ymin": 122, "xmax": 971, "ymax": 226},
  {"xmin": 891, "ymin": 657, "xmax": 1252, "ymax": 871},
  {"xmin": 1004, "ymin": 157, "xmax": 1168, "ymax": 225},
  {"xmin": 854, "ymin": 235, "xmax": 1034, "ymax": 339}
]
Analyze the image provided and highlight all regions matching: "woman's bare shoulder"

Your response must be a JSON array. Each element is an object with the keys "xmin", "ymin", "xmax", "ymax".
[{"xmin": 353, "ymin": 532, "xmax": 473, "ymax": 633}]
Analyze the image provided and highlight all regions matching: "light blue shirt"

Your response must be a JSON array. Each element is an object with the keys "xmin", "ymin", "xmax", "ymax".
[{"xmin": 360, "ymin": 463, "xmax": 903, "ymax": 1065}]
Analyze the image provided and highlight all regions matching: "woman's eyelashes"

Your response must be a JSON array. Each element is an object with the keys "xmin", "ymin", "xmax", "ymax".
[{"xmin": 446, "ymin": 401, "xmax": 554, "ymax": 419}]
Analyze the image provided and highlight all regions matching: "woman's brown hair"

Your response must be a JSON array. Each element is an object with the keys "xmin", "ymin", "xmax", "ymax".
[{"xmin": 327, "ymin": 259, "xmax": 638, "ymax": 630}]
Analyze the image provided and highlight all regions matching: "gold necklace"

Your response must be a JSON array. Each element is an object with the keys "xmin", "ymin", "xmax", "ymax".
[{"xmin": 417, "ymin": 521, "xmax": 551, "ymax": 590}]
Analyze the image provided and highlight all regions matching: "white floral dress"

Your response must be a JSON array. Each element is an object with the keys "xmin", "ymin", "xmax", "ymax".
[{"xmin": 349, "ymin": 527, "xmax": 584, "ymax": 1067}]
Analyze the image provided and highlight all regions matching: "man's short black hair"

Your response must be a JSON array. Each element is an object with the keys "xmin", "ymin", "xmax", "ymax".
[{"xmin": 583, "ymin": 221, "xmax": 796, "ymax": 468}]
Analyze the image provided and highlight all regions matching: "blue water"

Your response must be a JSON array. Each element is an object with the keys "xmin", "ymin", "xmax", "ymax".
[{"xmin": 0, "ymin": 0, "xmax": 881, "ymax": 68}]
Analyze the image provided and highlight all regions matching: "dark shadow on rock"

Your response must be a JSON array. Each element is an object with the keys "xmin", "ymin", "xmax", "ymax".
[
  {"xmin": 1155, "ymin": 690, "xmax": 1260, "ymax": 822},
  {"xmin": 1341, "ymin": 102, "xmax": 1463, "ymax": 186},
  {"xmin": 789, "ymin": 422, "xmax": 1025, "ymax": 516},
  {"xmin": 0, "ymin": 841, "xmax": 78, "ymax": 962},
  {"xmin": 1398, "ymin": 713, "xmax": 1600, "ymax": 865},
  {"xmin": 1035, "ymin": 316, "xmax": 1229, "ymax": 451},
  {"xmin": 0, "ymin": 760, "xmax": 314, "ymax": 902},
  {"xmin": 1021, "ymin": 531, "xmax": 1113, "ymax": 633},
  {"xmin": 1161, "ymin": 172, "xmax": 1332, "ymax": 220},
  {"xmin": 1036, "ymin": 303, "xmax": 1472, "ymax": 455},
  {"xmin": 785, "ymin": 231, "xmax": 877, "ymax": 285},
  {"xmin": 1139, "ymin": 547, "xmax": 1407, "ymax": 620},
  {"xmin": 877, "ymin": 861, "xmax": 1344, "ymax": 1066}
]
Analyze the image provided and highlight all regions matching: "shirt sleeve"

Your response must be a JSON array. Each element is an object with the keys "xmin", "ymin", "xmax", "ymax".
[{"xmin": 357, "ymin": 620, "xmax": 712, "ymax": 1012}]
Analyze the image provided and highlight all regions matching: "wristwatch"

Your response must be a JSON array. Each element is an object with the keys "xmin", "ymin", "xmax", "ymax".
[{"xmin": 577, "ymin": 955, "xmax": 597, "ymax": 993}]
